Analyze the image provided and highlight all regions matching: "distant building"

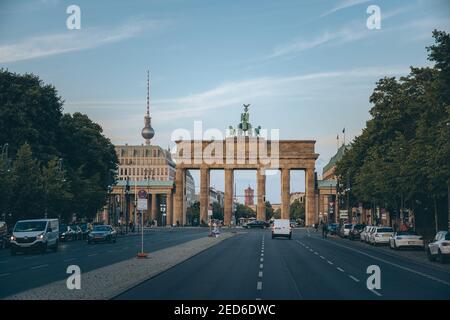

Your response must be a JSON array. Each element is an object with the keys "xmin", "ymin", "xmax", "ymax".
[
  {"xmin": 290, "ymin": 192, "xmax": 305, "ymax": 204},
  {"xmin": 209, "ymin": 187, "xmax": 224, "ymax": 207},
  {"xmin": 244, "ymin": 186, "xmax": 254, "ymax": 206}
]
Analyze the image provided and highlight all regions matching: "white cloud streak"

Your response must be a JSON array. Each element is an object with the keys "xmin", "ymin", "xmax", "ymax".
[
  {"xmin": 0, "ymin": 19, "xmax": 162, "ymax": 63},
  {"xmin": 321, "ymin": 0, "xmax": 371, "ymax": 18},
  {"xmin": 66, "ymin": 66, "xmax": 410, "ymax": 121}
]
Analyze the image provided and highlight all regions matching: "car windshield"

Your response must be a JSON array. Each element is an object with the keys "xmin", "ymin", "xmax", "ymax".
[
  {"xmin": 60, "ymin": 224, "xmax": 67, "ymax": 231},
  {"xmin": 14, "ymin": 221, "xmax": 47, "ymax": 232},
  {"xmin": 69, "ymin": 225, "xmax": 78, "ymax": 230},
  {"xmin": 344, "ymin": 224, "xmax": 352, "ymax": 229},
  {"xmin": 354, "ymin": 224, "xmax": 365, "ymax": 229},
  {"xmin": 445, "ymin": 233, "xmax": 450, "ymax": 241},
  {"xmin": 93, "ymin": 226, "xmax": 110, "ymax": 232},
  {"xmin": 79, "ymin": 224, "xmax": 87, "ymax": 231},
  {"xmin": 397, "ymin": 231, "xmax": 418, "ymax": 236},
  {"xmin": 377, "ymin": 228, "xmax": 393, "ymax": 233}
]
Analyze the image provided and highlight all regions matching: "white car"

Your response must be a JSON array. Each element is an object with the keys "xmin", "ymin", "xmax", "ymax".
[
  {"xmin": 272, "ymin": 219, "xmax": 292, "ymax": 239},
  {"xmin": 427, "ymin": 231, "xmax": 450, "ymax": 263},
  {"xmin": 10, "ymin": 219, "xmax": 59, "ymax": 255},
  {"xmin": 368, "ymin": 227, "xmax": 394, "ymax": 246},
  {"xmin": 360, "ymin": 226, "xmax": 372, "ymax": 242},
  {"xmin": 340, "ymin": 224, "xmax": 353, "ymax": 238},
  {"xmin": 389, "ymin": 231, "xmax": 424, "ymax": 250}
]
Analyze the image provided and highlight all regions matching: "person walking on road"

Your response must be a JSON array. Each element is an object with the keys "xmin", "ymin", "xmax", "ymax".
[{"xmin": 322, "ymin": 222, "xmax": 328, "ymax": 239}]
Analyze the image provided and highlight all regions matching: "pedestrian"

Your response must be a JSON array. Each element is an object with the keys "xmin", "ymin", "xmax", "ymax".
[{"xmin": 322, "ymin": 222, "xmax": 328, "ymax": 239}]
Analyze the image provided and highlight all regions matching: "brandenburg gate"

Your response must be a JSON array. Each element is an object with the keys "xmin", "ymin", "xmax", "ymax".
[{"xmin": 172, "ymin": 105, "xmax": 319, "ymax": 227}]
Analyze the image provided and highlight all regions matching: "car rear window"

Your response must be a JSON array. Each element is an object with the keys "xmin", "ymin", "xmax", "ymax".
[
  {"xmin": 377, "ymin": 228, "xmax": 393, "ymax": 233},
  {"xmin": 445, "ymin": 233, "xmax": 450, "ymax": 241},
  {"xmin": 344, "ymin": 224, "xmax": 352, "ymax": 229}
]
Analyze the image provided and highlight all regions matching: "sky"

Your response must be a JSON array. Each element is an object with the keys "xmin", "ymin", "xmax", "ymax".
[{"xmin": 1, "ymin": 0, "xmax": 449, "ymax": 203}]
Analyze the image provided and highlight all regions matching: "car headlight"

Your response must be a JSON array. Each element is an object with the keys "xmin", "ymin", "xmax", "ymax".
[
  {"xmin": 10, "ymin": 235, "xmax": 16, "ymax": 241},
  {"xmin": 37, "ymin": 233, "xmax": 44, "ymax": 240}
]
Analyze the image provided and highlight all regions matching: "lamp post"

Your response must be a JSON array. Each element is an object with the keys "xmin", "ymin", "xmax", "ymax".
[{"xmin": 125, "ymin": 176, "xmax": 130, "ymax": 234}]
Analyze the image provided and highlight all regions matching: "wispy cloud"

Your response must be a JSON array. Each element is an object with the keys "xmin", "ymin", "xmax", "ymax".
[
  {"xmin": 321, "ymin": 0, "xmax": 371, "ymax": 18},
  {"xmin": 265, "ymin": 25, "xmax": 369, "ymax": 60},
  {"xmin": 264, "ymin": 4, "xmax": 419, "ymax": 61},
  {"xmin": 67, "ymin": 66, "xmax": 410, "ymax": 122},
  {"xmin": 0, "ymin": 19, "xmax": 162, "ymax": 63}
]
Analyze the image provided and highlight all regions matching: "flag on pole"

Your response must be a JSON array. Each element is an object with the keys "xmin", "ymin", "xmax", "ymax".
[{"xmin": 342, "ymin": 128, "xmax": 345, "ymax": 133}]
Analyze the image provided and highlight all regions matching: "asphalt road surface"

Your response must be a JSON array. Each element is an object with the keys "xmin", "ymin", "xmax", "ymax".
[
  {"xmin": 0, "ymin": 228, "xmax": 212, "ymax": 298},
  {"xmin": 117, "ymin": 228, "xmax": 450, "ymax": 300}
]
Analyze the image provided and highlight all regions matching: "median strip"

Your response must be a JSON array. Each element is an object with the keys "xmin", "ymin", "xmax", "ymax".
[{"xmin": 7, "ymin": 232, "xmax": 236, "ymax": 300}]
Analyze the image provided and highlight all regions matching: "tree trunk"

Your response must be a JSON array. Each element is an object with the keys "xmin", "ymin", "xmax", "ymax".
[{"xmin": 434, "ymin": 197, "xmax": 438, "ymax": 233}]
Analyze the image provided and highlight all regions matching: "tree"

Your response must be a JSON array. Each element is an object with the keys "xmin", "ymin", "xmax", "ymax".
[
  {"xmin": 0, "ymin": 70, "xmax": 63, "ymax": 163},
  {"xmin": 265, "ymin": 201, "xmax": 274, "ymax": 220},
  {"xmin": 8, "ymin": 144, "xmax": 44, "ymax": 221},
  {"xmin": 335, "ymin": 30, "xmax": 450, "ymax": 235},
  {"xmin": 186, "ymin": 201, "xmax": 200, "ymax": 226},
  {"xmin": 212, "ymin": 201, "xmax": 224, "ymax": 221},
  {"xmin": 235, "ymin": 204, "xmax": 255, "ymax": 220},
  {"xmin": 290, "ymin": 199, "xmax": 305, "ymax": 221},
  {"xmin": 0, "ymin": 70, "xmax": 119, "ymax": 223}
]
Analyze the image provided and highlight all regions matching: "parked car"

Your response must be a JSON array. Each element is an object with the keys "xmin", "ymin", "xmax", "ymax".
[
  {"xmin": 10, "ymin": 219, "xmax": 59, "ymax": 255},
  {"xmin": 349, "ymin": 224, "xmax": 365, "ymax": 240},
  {"xmin": 327, "ymin": 223, "xmax": 340, "ymax": 235},
  {"xmin": 339, "ymin": 224, "xmax": 353, "ymax": 238},
  {"xmin": 427, "ymin": 231, "xmax": 450, "ymax": 263},
  {"xmin": 389, "ymin": 231, "xmax": 424, "ymax": 250},
  {"xmin": 368, "ymin": 227, "xmax": 394, "ymax": 246},
  {"xmin": 87, "ymin": 225, "xmax": 117, "ymax": 244},
  {"xmin": 70, "ymin": 225, "xmax": 83, "ymax": 240},
  {"xmin": 59, "ymin": 224, "xmax": 76, "ymax": 241},
  {"xmin": 272, "ymin": 219, "xmax": 292, "ymax": 239},
  {"xmin": 245, "ymin": 220, "xmax": 267, "ymax": 229}
]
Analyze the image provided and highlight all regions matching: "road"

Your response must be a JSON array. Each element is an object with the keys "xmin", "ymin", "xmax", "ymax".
[
  {"xmin": 0, "ymin": 228, "xmax": 213, "ymax": 299},
  {"xmin": 117, "ymin": 228, "xmax": 450, "ymax": 300}
]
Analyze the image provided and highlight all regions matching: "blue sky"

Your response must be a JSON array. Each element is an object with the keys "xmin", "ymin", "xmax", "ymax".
[{"xmin": 1, "ymin": 0, "xmax": 449, "ymax": 203}]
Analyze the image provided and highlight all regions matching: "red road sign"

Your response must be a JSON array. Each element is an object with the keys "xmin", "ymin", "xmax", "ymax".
[{"xmin": 138, "ymin": 190, "xmax": 147, "ymax": 199}]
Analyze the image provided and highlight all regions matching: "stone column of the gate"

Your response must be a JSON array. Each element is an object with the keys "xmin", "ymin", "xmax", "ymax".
[
  {"xmin": 166, "ymin": 191, "xmax": 173, "ymax": 226},
  {"xmin": 151, "ymin": 194, "xmax": 158, "ymax": 222},
  {"xmin": 174, "ymin": 168, "xmax": 184, "ymax": 226},
  {"xmin": 257, "ymin": 168, "xmax": 266, "ymax": 221},
  {"xmin": 200, "ymin": 167, "xmax": 210, "ymax": 225},
  {"xmin": 281, "ymin": 168, "xmax": 290, "ymax": 219},
  {"xmin": 224, "ymin": 168, "xmax": 234, "ymax": 226},
  {"xmin": 305, "ymin": 167, "xmax": 316, "ymax": 226}
]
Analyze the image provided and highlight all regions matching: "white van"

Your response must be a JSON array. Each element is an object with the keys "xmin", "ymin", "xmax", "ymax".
[
  {"xmin": 272, "ymin": 219, "xmax": 292, "ymax": 239},
  {"xmin": 10, "ymin": 219, "xmax": 59, "ymax": 255}
]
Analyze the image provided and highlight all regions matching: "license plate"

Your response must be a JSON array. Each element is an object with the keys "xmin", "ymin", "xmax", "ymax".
[
  {"xmin": 383, "ymin": 234, "xmax": 390, "ymax": 237},
  {"xmin": 408, "ymin": 241, "xmax": 415, "ymax": 245}
]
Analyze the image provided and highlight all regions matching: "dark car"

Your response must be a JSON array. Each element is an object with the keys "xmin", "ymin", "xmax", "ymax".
[
  {"xmin": 87, "ymin": 225, "xmax": 117, "ymax": 244},
  {"xmin": 69, "ymin": 225, "xmax": 83, "ymax": 240},
  {"xmin": 78, "ymin": 223, "xmax": 90, "ymax": 240},
  {"xmin": 59, "ymin": 224, "xmax": 76, "ymax": 241},
  {"xmin": 245, "ymin": 220, "xmax": 267, "ymax": 229},
  {"xmin": 327, "ymin": 223, "xmax": 340, "ymax": 235},
  {"xmin": 349, "ymin": 224, "xmax": 365, "ymax": 240}
]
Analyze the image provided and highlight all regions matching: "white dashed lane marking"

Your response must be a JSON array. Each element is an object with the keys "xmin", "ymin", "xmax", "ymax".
[
  {"xmin": 337, "ymin": 267, "xmax": 345, "ymax": 272},
  {"xmin": 259, "ymin": 271, "xmax": 263, "ymax": 277},
  {"xmin": 257, "ymin": 281, "xmax": 263, "ymax": 290},
  {"xmin": 349, "ymin": 275, "xmax": 360, "ymax": 282},
  {"xmin": 30, "ymin": 264, "xmax": 49, "ymax": 270},
  {"xmin": 0, "ymin": 273, "xmax": 11, "ymax": 277},
  {"xmin": 327, "ymin": 261, "xmax": 334, "ymax": 265},
  {"xmin": 259, "ymin": 264, "xmax": 263, "ymax": 269}
]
